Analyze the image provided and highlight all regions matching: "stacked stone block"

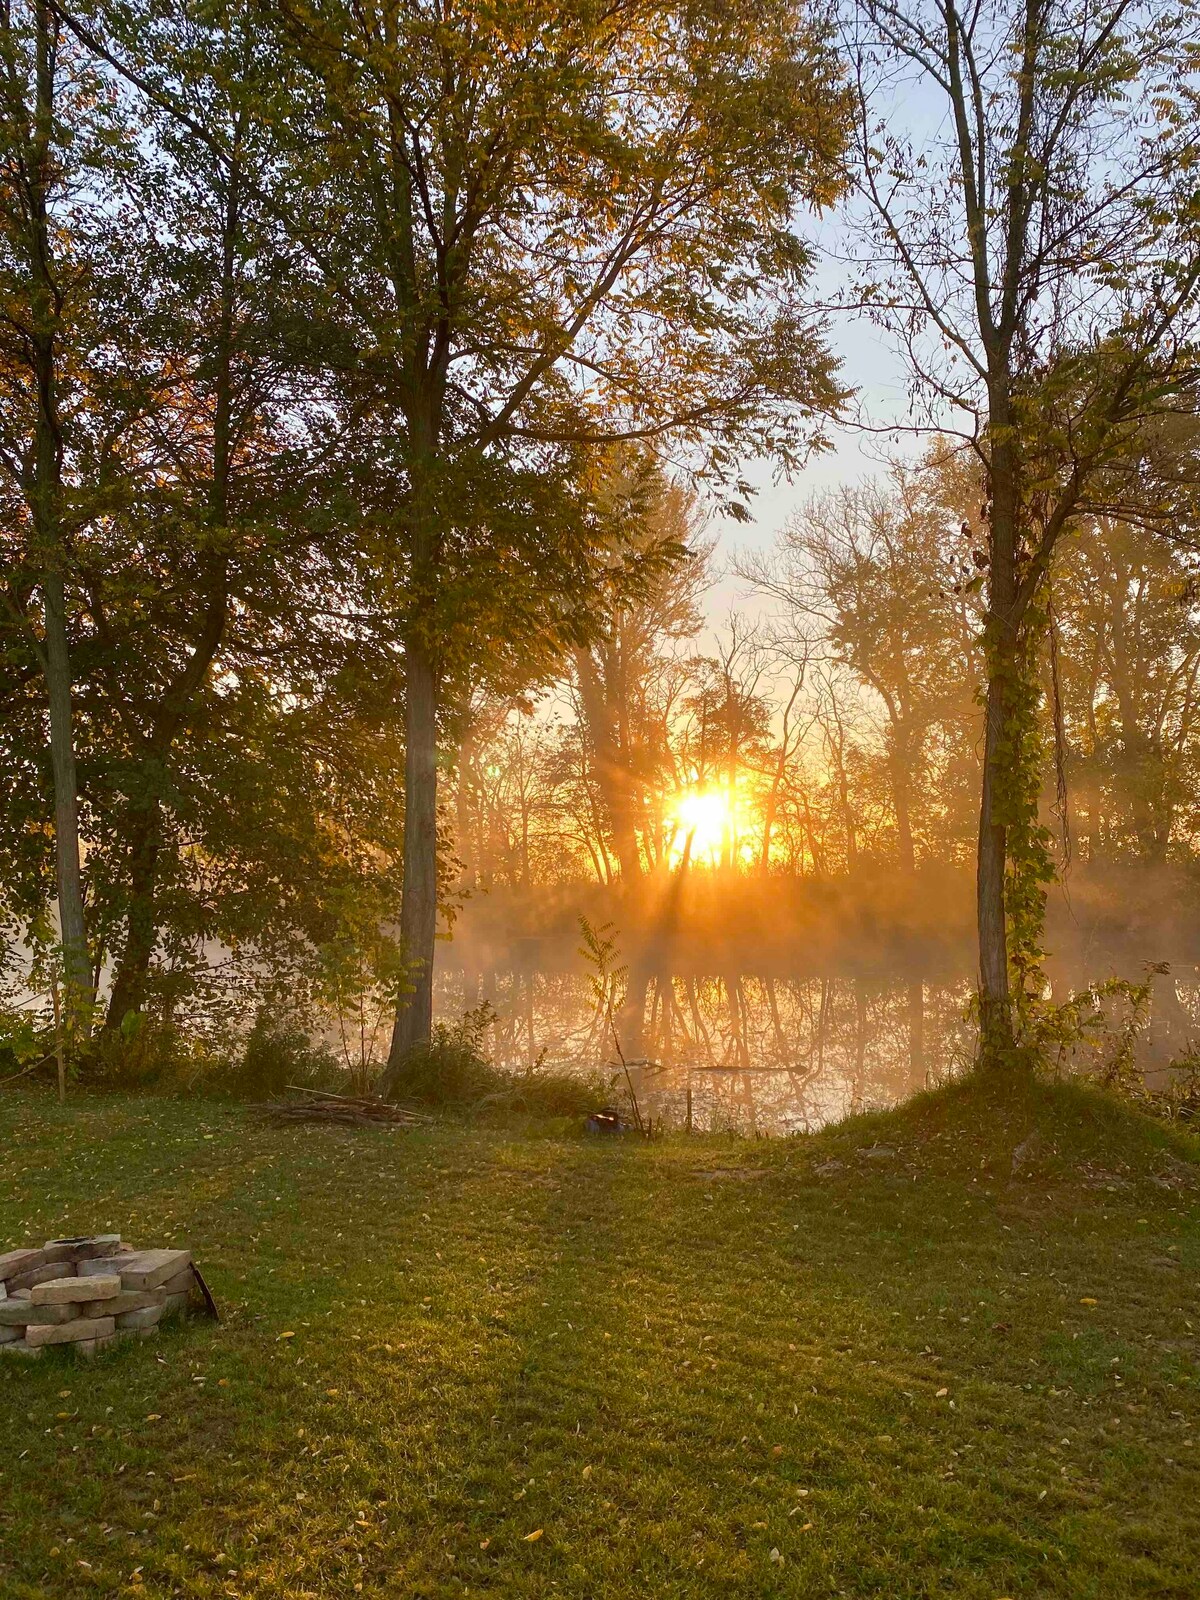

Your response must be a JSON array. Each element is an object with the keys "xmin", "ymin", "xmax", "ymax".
[{"xmin": 0, "ymin": 1236, "xmax": 195, "ymax": 1359}]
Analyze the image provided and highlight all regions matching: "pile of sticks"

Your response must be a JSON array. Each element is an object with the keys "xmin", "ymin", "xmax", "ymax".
[{"xmin": 259, "ymin": 1085, "xmax": 431, "ymax": 1128}]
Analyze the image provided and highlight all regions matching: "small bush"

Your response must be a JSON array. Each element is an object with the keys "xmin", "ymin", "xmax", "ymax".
[
  {"xmin": 82, "ymin": 1016, "xmax": 220, "ymax": 1089},
  {"xmin": 387, "ymin": 1007, "xmax": 603, "ymax": 1118},
  {"xmin": 389, "ymin": 1010, "xmax": 500, "ymax": 1105},
  {"xmin": 220, "ymin": 1012, "xmax": 341, "ymax": 1100}
]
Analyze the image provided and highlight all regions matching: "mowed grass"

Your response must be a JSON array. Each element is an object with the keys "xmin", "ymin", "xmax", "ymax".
[{"xmin": 0, "ymin": 1082, "xmax": 1198, "ymax": 1599}]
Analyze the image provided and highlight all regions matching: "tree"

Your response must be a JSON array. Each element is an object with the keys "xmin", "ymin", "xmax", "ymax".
[
  {"xmin": 845, "ymin": 0, "xmax": 1200, "ymax": 1064},
  {"xmin": 0, "ymin": 0, "xmax": 115, "ymax": 1031},
  {"xmin": 569, "ymin": 450, "xmax": 707, "ymax": 881},
  {"xmin": 1055, "ymin": 514, "xmax": 1200, "ymax": 862},
  {"xmin": 234, "ymin": 0, "xmax": 853, "ymax": 1072},
  {"xmin": 84, "ymin": 58, "xmax": 334, "ymax": 1030},
  {"xmin": 746, "ymin": 454, "xmax": 980, "ymax": 871},
  {"xmin": 678, "ymin": 616, "xmax": 773, "ymax": 870}
]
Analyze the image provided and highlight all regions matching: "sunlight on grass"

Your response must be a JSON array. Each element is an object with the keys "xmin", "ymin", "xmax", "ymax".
[{"xmin": 0, "ymin": 1085, "xmax": 1197, "ymax": 1598}]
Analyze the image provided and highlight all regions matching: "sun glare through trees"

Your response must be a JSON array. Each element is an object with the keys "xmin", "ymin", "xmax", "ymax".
[{"xmin": 666, "ymin": 789, "xmax": 735, "ymax": 865}]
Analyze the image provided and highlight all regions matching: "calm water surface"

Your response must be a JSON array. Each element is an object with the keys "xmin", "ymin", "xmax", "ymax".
[{"xmin": 435, "ymin": 968, "xmax": 977, "ymax": 1134}]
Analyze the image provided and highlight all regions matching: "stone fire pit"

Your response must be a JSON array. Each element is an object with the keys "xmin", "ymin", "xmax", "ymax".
[{"xmin": 0, "ymin": 1235, "xmax": 209, "ymax": 1359}]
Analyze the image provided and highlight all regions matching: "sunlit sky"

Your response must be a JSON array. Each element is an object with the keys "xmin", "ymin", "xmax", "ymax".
[
  {"xmin": 707, "ymin": 291, "xmax": 918, "ymax": 625},
  {"xmin": 710, "ymin": 67, "xmax": 957, "ymax": 622}
]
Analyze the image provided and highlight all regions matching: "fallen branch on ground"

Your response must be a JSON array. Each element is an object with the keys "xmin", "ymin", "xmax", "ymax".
[{"xmin": 256, "ymin": 1091, "xmax": 430, "ymax": 1128}]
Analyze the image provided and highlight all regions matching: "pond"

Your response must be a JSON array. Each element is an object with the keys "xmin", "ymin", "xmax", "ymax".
[{"xmin": 435, "ymin": 967, "xmax": 976, "ymax": 1134}]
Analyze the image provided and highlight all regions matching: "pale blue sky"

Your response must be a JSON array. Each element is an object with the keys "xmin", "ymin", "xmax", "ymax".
[{"xmin": 707, "ymin": 302, "xmax": 917, "ymax": 621}]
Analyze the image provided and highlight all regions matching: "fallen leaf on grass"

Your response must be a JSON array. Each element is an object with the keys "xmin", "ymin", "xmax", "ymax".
[
  {"xmin": 524, "ymin": 1529, "xmax": 543, "ymax": 1542},
  {"xmin": 479, "ymin": 1538, "xmax": 490, "ymax": 1549},
  {"xmin": 1079, "ymin": 1298, "xmax": 1098, "ymax": 1307},
  {"xmin": 278, "ymin": 1331, "xmax": 295, "ymax": 1340}
]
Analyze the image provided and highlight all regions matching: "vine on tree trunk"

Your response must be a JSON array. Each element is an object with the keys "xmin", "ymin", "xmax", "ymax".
[{"xmin": 987, "ymin": 602, "xmax": 1056, "ymax": 1067}]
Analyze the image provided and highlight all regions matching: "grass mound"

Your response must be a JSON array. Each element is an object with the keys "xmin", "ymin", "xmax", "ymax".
[{"xmin": 799, "ymin": 1073, "xmax": 1200, "ymax": 1195}]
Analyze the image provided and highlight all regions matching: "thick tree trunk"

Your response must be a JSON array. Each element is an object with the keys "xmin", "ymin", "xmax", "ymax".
[
  {"xmin": 384, "ymin": 638, "xmax": 440, "ymax": 1075},
  {"xmin": 891, "ymin": 725, "xmax": 916, "ymax": 874},
  {"xmin": 573, "ymin": 647, "xmax": 641, "ymax": 880},
  {"xmin": 976, "ymin": 667, "xmax": 1012, "ymax": 1056},
  {"xmin": 977, "ymin": 410, "xmax": 1019, "ymax": 1065},
  {"xmin": 895, "ymin": 789, "xmax": 915, "ymax": 874}
]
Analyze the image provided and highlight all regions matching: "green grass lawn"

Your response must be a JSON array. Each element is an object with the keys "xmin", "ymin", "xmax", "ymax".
[{"xmin": 0, "ymin": 1081, "xmax": 1197, "ymax": 1599}]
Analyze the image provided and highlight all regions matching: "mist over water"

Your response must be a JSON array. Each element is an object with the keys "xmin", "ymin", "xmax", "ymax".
[{"xmin": 433, "ymin": 863, "xmax": 1200, "ymax": 1133}]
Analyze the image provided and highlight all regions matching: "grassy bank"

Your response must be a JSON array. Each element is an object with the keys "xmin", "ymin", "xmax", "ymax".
[{"xmin": 0, "ymin": 1082, "xmax": 1197, "ymax": 1598}]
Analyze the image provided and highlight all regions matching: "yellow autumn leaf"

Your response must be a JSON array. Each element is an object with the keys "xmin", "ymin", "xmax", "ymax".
[
  {"xmin": 1080, "ymin": 1297, "xmax": 1098, "ymax": 1306},
  {"xmin": 524, "ymin": 1529, "xmax": 544, "ymax": 1542}
]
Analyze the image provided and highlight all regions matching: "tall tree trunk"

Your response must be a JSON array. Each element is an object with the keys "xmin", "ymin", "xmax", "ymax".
[
  {"xmin": 385, "ymin": 637, "xmax": 440, "ymax": 1074},
  {"xmin": 976, "ymin": 669, "xmax": 1011, "ymax": 1054},
  {"xmin": 976, "ymin": 409, "xmax": 1019, "ymax": 1064},
  {"xmin": 573, "ymin": 647, "xmax": 641, "ymax": 880},
  {"xmin": 891, "ymin": 729, "xmax": 916, "ymax": 874},
  {"xmin": 103, "ymin": 798, "xmax": 161, "ymax": 1029},
  {"xmin": 30, "ymin": 0, "xmax": 89, "ymax": 1028},
  {"xmin": 42, "ymin": 570, "xmax": 90, "ymax": 1015}
]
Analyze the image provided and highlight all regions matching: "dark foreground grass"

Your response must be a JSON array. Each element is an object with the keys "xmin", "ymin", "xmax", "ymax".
[{"xmin": 0, "ymin": 1081, "xmax": 1198, "ymax": 1600}]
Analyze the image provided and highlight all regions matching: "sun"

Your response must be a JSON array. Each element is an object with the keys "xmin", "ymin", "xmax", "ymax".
[{"xmin": 668, "ymin": 788, "xmax": 731, "ymax": 861}]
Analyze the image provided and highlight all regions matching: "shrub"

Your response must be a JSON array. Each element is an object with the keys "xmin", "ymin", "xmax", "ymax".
[
  {"xmin": 386, "ymin": 1005, "xmax": 604, "ymax": 1117},
  {"xmin": 219, "ymin": 1011, "xmax": 341, "ymax": 1100},
  {"xmin": 82, "ymin": 1015, "xmax": 219, "ymax": 1090}
]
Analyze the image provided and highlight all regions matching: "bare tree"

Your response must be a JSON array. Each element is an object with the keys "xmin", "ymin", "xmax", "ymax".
[{"xmin": 845, "ymin": 0, "xmax": 1200, "ymax": 1063}]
